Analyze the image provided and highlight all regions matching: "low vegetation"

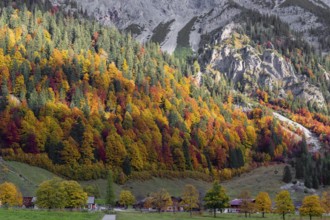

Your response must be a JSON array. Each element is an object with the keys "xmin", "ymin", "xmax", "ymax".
[
  {"xmin": 150, "ymin": 19, "xmax": 175, "ymax": 44},
  {"xmin": 0, "ymin": 209, "xmax": 104, "ymax": 220},
  {"xmin": 116, "ymin": 212, "xmax": 330, "ymax": 220},
  {"xmin": 176, "ymin": 16, "xmax": 197, "ymax": 49}
]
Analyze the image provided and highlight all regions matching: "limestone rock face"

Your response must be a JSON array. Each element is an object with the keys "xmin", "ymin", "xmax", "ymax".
[
  {"xmin": 203, "ymin": 26, "xmax": 327, "ymax": 109},
  {"xmin": 49, "ymin": 0, "xmax": 330, "ymax": 54},
  {"xmin": 48, "ymin": 0, "xmax": 330, "ymax": 109}
]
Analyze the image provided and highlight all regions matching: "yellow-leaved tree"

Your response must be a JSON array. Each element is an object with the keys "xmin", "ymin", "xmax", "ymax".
[
  {"xmin": 0, "ymin": 182, "xmax": 22, "ymax": 207},
  {"xmin": 36, "ymin": 178, "xmax": 87, "ymax": 209},
  {"xmin": 180, "ymin": 184, "xmax": 199, "ymax": 217},
  {"xmin": 61, "ymin": 180, "xmax": 88, "ymax": 209},
  {"xmin": 150, "ymin": 189, "xmax": 173, "ymax": 213},
  {"xmin": 119, "ymin": 190, "xmax": 136, "ymax": 208},
  {"xmin": 275, "ymin": 190, "xmax": 294, "ymax": 220},
  {"xmin": 238, "ymin": 190, "xmax": 255, "ymax": 217},
  {"xmin": 299, "ymin": 195, "xmax": 325, "ymax": 220},
  {"xmin": 255, "ymin": 192, "xmax": 272, "ymax": 218},
  {"xmin": 322, "ymin": 191, "xmax": 330, "ymax": 213}
]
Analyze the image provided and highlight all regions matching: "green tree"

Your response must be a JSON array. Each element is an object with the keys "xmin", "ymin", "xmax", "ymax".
[
  {"xmin": 36, "ymin": 178, "xmax": 67, "ymax": 209},
  {"xmin": 204, "ymin": 181, "xmax": 229, "ymax": 218},
  {"xmin": 283, "ymin": 165, "xmax": 292, "ymax": 183},
  {"xmin": 122, "ymin": 156, "xmax": 132, "ymax": 176},
  {"xmin": 61, "ymin": 180, "xmax": 88, "ymax": 209},
  {"xmin": 36, "ymin": 179, "xmax": 87, "ymax": 209},
  {"xmin": 275, "ymin": 190, "xmax": 294, "ymax": 220},
  {"xmin": 83, "ymin": 185, "xmax": 100, "ymax": 198},
  {"xmin": 181, "ymin": 184, "xmax": 199, "ymax": 217},
  {"xmin": 105, "ymin": 171, "xmax": 115, "ymax": 207}
]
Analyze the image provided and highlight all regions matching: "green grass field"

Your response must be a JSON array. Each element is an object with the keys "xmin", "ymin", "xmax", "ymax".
[
  {"xmin": 0, "ymin": 209, "xmax": 104, "ymax": 220},
  {"xmin": 80, "ymin": 177, "xmax": 212, "ymax": 201},
  {"xmin": 1, "ymin": 160, "xmax": 329, "ymax": 204},
  {"xmin": 0, "ymin": 160, "xmax": 60, "ymax": 196},
  {"xmin": 117, "ymin": 212, "xmax": 327, "ymax": 220},
  {"xmin": 1, "ymin": 210, "xmax": 329, "ymax": 220}
]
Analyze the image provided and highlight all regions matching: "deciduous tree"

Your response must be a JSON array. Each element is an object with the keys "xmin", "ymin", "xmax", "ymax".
[
  {"xmin": 61, "ymin": 180, "xmax": 88, "ymax": 209},
  {"xmin": 0, "ymin": 182, "xmax": 22, "ymax": 207},
  {"xmin": 300, "ymin": 195, "xmax": 324, "ymax": 220},
  {"xmin": 119, "ymin": 190, "xmax": 136, "ymax": 208},
  {"xmin": 239, "ymin": 190, "xmax": 254, "ymax": 217},
  {"xmin": 203, "ymin": 181, "xmax": 229, "ymax": 218},
  {"xmin": 322, "ymin": 191, "xmax": 330, "ymax": 213},
  {"xmin": 36, "ymin": 178, "xmax": 67, "ymax": 209},
  {"xmin": 181, "ymin": 184, "xmax": 199, "ymax": 217},
  {"xmin": 150, "ymin": 189, "xmax": 173, "ymax": 213},
  {"xmin": 275, "ymin": 190, "xmax": 294, "ymax": 220},
  {"xmin": 255, "ymin": 192, "xmax": 272, "ymax": 218}
]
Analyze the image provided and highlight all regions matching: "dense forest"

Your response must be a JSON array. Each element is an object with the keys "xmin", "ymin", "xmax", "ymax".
[{"xmin": 0, "ymin": 1, "xmax": 329, "ymax": 188}]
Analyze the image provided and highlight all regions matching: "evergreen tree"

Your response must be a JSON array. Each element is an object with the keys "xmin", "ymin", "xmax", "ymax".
[
  {"xmin": 283, "ymin": 165, "xmax": 292, "ymax": 183},
  {"xmin": 105, "ymin": 171, "xmax": 115, "ymax": 207},
  {"xmin": 183, "ymin": 139, "xmax": 192, "ymax": 170},
  {"xmin": 122, "ymin": 156, "xmax": 132, "ymax": 176},
  {"xmin": 295, "ymin": 158, "xmax": 304, "ymax": 179}
]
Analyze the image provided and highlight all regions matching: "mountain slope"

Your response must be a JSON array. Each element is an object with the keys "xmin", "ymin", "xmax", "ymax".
[
  {"xmin": 0, "ymin": 3, "xmax": 305, "ymax": 182},
  {"xmin": 48, "ymin": 0, "xmax": 330, "ymax": 111},
  {"xmin": 49, "ymin": 0, "xmax": 330, "ymax": 53},
  {"xmin": 200, "ymin": 23, "xmax": 328, "ymax": 111}
]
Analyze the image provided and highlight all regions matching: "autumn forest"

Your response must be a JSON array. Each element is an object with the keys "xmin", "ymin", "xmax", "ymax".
[{"xmin": 0, "ymin": 1, "xmax": 330, "ymax": 188}]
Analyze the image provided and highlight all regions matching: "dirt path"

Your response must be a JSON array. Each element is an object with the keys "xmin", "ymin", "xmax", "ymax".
[
  {"xmin": 273, "ymin": 112, "xmax": 322, "ymax": 153},
  {"xmin": 102, "ymin": 215, "xmax": 116, "ymax": 220}
]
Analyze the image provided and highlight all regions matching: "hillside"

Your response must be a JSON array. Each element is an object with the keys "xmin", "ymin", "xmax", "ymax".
[
  {"xmin": 49, "ymin": 0, "xmax": 330, "ymax": 112},
  {"xmin": 1, "ymin": 1, "xmax": 330, "ymax": 198},
  {"xmin": 0, "ymin": 158, "xmax": 59, "ymax": 196},
  {"xmin": 49, "ymin": 0, "xmax": 330, "ymax": 53},
  {"xmin": 2, "ymin": 160, "xmax": 327, "ymax": 203},
  {"xmin": 0, "ymin": 2, "xmax": 309, "ymax": 182}
]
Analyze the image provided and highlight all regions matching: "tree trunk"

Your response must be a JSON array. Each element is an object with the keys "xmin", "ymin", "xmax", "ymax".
[
  {"xmin": 214, "ymin": 208, "xmax": 216, "ymax": 218},
  {"xmin": 282, "ymin": 212, "xmax": 285, "ymax": 220},
  {"xmin": 190, "ymin": 208, "xmax": 192, "ymax": 217},
  {"xmin": 262, "ymin": 212, "xmax": 265, "ymax": 218},
  {"xmin": 245, "ymin": 212, "xmax": 247, "ymax": 218},
  {"xmin": 309, "ymin": 214, "xmax": 312, "ymax": 220}
]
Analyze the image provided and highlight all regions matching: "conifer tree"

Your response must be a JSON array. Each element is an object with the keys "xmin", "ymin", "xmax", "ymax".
[{"xmin": 106, "ymin": 171, "xmax": 115, "ymax": 207}]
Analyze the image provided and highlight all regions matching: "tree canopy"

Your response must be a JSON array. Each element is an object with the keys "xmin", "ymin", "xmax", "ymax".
[
  {"xmin": 204, "ymin": 181, "xmax": 229, "ymax": 218},
  {"xmin": 275, "ymin": 190, "xmax": 294, "ymax": 220}
]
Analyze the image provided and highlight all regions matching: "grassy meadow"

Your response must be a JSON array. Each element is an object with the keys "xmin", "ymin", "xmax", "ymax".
[
  {"xmin": 117, "ymin": 212, "xmax": 328, "ymax": 220},
  {"xmin": 0, "ymin": 209, "xmax": 104, "ymax": 220}
]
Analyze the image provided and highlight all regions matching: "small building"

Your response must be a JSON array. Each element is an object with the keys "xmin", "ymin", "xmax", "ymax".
[
  {"xmin": 229, "ymin": 198, "xmax": 255, "ymax": 213},
  {"xmin": 87, "ymin": 196, "xmax": 96, "ymax": 210},
  {"xmin": 134, "ymin": 196, "xmax": 185, "ymax": 212},
  {"xmin": 22, "ymin": 197, "xmax": 37, "ymax": 208},
  {"xmin": 165, "ymin": 197, "xmax": 184, "ymax": 212},
  {"xmin": 294, "ymin": 201, "xmax": 302, "ymax": 212}
]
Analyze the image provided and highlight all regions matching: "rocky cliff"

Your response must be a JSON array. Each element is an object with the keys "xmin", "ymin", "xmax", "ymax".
[
  {"xmin": 50, "ymin": 0, "xmax": 330, "ymax": 53},
  {"xmin": 201, "ymin": 24, "xmax": 327, "ymax": 109}
]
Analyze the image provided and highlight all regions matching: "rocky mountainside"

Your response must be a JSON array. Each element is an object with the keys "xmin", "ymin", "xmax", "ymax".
[
  {"xmin": 47, "ymin": 0, "xmax": 330, "ymax": 110},
  {"xmin": 50, "ymin": 0, "xmax": 330, "ymax": 53},
  {"xmin": 200, "ymin": 23, "xmax": 328, "ymax": 110}
]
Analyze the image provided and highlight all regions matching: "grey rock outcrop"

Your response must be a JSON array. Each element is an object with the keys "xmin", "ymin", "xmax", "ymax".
[{"xmin": 204, "ymin": 26, "xmax": 326, "ymax": 109}]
